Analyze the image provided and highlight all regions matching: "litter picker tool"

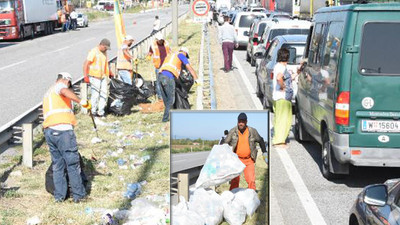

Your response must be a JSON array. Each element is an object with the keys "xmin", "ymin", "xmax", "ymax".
[{"xmin": 88, "ymin": 110, "xmax": 99, "ymax": 161}]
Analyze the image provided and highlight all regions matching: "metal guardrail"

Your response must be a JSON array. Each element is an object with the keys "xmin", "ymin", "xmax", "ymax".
[
  {"xmin": 205, "ymin": 24, "xmax": 217, "ymax": 110},
  {"xmin": 0, "ymin": 11, "xmax": 189, "ymax": 164}
]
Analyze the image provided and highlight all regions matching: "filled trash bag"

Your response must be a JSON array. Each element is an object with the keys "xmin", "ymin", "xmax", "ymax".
[
  {"xmin": 195, "ymin": 144, "xmax": 246, "ymax": 189},
  {"xmin": 174, "ymin": 69, "xmax": 194, "ymax": 109},
  {"xmin": 221, "ymin": 191, "xmax": 247, "ymax": 225},
  {"xmin": 126, "ymin": 198, "xmax": 167, "ymax": 225},
  {"xmin": 231, "ymin": 188, "xmax": 261, "ymax": 216},
  {"xmin": 172, "ymin": 196, "xmax": 205, "ymax": 225},
  {"xmin": 45, "ymin": 153, "xmax": 88, "ymax": 198},
  {"xmin": 188, "ymin": 188, "xmax": 224, "ymax": 225},
  {"xmin": 134, "ymin": 72, "xmax": 156, "ymax": 101}
]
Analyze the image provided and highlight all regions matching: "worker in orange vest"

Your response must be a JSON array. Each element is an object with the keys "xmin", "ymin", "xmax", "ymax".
[
  {"xmin": 42, "ymin": 72, "xmax": 91, "ymax": 203},
  {"xmin": 158, "ymin": 47, "xmax": 199, "ymax": 122},
  {"xmin": 83, "ymin": 38, "xmax": 114, "ymax": 118},
  {"xmin": 116, "ymin": 35, "xmax": 135, "ymax": 85},
  {"xmin": 147, "ymin": 33, "xmax": 171, "ymax": 100}
]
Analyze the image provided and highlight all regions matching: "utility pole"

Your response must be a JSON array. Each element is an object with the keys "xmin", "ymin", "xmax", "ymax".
[
  {"xmin": 310, "ymin": 0, "xmax": 314, "ymax": 18},
  {"xmin": 172, "ymin": 0, "xmax": 178, "ymax": 46}
]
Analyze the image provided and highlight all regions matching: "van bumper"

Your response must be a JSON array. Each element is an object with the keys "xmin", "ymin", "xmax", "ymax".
[{"xmin": 331, "ymin": 132, "xmax": 400, "ymax": 167}]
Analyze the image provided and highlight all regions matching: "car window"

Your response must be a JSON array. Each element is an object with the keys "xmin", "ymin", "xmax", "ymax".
[
  {"xmin": 308, "ymin": 23, "xmax": 326, "ymax": 65},
  {"xmin": 238, "ymin": 15, "xmax": 264, "ymax": 28},
  {"xmin": 359, "ymin": 22, "xmax": 400, "ymax": 75},
  {"xmin": 258, "ymin": 23, "xmax": 267, "ymax": 36},
  {"xmin": 269, "ymin": 29, "xmax": 309, "ymax": 41},
  {"xmin": 282, "ymin": 43, "xmax": 305, "ymax": 65},
  {"xmin": 267, "ymin": 40, "xmax": 279, "ymax": 61},
  {"xmin": 321, "ymin": 22, "xmax": 344, "ymax": 84}
]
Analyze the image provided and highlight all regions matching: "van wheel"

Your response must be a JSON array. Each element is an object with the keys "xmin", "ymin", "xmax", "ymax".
[
  {"xmin": 321, "ymin": 129, "xmax": 339, "ymax": 180},
  {"xmin": 294, "ymin": 108, "xmax": 312, "ymax": 142},
  {"xmin": 19, "ymin": 27, "xmax": 24, "ymax": 41},
  {"xmin": 250, "ymin": 56, "xmax": 255, "ymax": 67},
  {"xmin": 262, "ymin": 95, "xmax": 271, "ymax": 110}
]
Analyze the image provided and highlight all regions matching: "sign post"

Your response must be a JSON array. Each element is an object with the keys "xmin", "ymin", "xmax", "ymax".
[{"xmin": 192, "ymin": 0, "xmax": 210, "ymax": 23}]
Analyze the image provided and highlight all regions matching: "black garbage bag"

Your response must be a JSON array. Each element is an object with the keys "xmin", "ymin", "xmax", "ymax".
[
  {"xmin": 174, "ymin": 69, "xmax": 194, "ymax": 109},
  {"xmin": 45, "ymin": 153, "xmax": 88, "ymax": 198},
  {"xmin": 133, "ymin": 72, "xmax": 156, "ymax": 103}
]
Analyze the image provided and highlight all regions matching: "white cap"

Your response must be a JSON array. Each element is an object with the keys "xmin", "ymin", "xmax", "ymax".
[
  {"xmin": 179, "ymin": 47, "xmax": 190, "ymax": 58},
  {"xmin": 58, "ymin": 72, "xmax": 72, "ymax": 81},
  {"xmin": 155, "ymin": 33, "xmax": 164, "ymax": 40},
  {"xmin": 124, "ymin": 35, "xmax": 134, "ymax": 41}
]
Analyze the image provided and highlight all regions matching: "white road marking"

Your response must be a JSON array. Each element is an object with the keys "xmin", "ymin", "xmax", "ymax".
[
  {"xmin": 276, "ymin": 148, "xmax": 327, "ymax": 225},
  {"xmin": 0, "ymin": 60, "xmax": 27, "ymax": 71},
  {"xmin": 232, "ymin": 53, "xmax": 263, "ymax": 110},
  {"xmin": 51, "ymin": 46, "xmax": 70, "ymax": 53},
  {"xmin": 84, "ymin": 37, "xmax": 96, "ymax": 42}
]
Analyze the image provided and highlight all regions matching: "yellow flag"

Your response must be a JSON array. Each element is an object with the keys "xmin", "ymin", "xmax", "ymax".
[{"xmin": 114, "ymin": 0, "xmax": 126, "ymax": 49}]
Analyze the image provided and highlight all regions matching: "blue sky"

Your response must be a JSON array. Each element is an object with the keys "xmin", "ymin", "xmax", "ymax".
[{"xmin": 171, "ymin": 111, "xmax": 269, "ymax": 140}]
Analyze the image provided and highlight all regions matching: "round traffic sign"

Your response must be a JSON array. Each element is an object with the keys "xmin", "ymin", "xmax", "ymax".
[{"xmin": 192, "ymin": 0, "xmax": 210, "ymax": 17}]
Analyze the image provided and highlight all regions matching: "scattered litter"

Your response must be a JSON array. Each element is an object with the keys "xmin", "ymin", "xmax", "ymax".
[
  {"xmin": 139, "ymin": 148, "xmax": 146, "ymax": 152},
  {"xmin": 129, "ymin": 154, "xmax": 137, "ymax": 160},
  {"xmin": 231, "ymin": 188, "xmax": 260, "ymax": 216},
  {"xmin": 123, "ymin": 182, "xmax": 143, "ymax": 199},
  {"xmin": 117, "ymin": 148, "xmax": 124, "ymax": 154},
  {"xmin": 127, "ymin": 198, "xmax": 167, "ymax": 224},
  {"xmin": 119, "ymin": 176, "xmax": 124, "ymax": 181},
  {"xmin": 107, "ymin": 128, "xmax": 120, "ymax": 134},
  {"xmin": 117, "ymin": 159, "xmax": 126, "ymax": 166},
  {"xmin": 111, "ymin": 151, "xmax": 119, "ymax": 157},
  {"xmin": 119, "ymin": 165, "xmax": 128, "ymax": 170},
  {"xmin": 110, "ymin": 99, "xmax": 123, "ymax": 108},
  {"xmin": 195, "ymin": 144, "xmax": 246, "ymax": 189},
  {"xmin": 97, "ymin": 161, "xmax": 107, "ymax": 169},
  {"xmin": 66, "ymin": 219, "xmax": 74, "ymax": 224},
  {"xmin": 116, "ymin": 132, "xmax": 124, "ymax": 137},
  {"xmin": 188, "ymin": 188, "xmax": 223, "ymax": 225},
  {"xmin": 161, "ymin": 133, "xmax": 168, "ymax": 137},
  {"xmin": 10, "ymin": 170, "xmax": 22, "ymax": 177},
  {"xmin": 91, "ymin": 137, "xmax": 102, "ymax": 144},
  {"xmin": 157, "ymin": 140, "xmax": 163, "ymax": 144},
  {"xmin": 130, "ymin": 164, "xmax": 137, "ymax": 170},
  {"xmin": 141, "ymin": 155, "xmax": 151, "ymax": 163},
  {"xmin": 101, "ymin": 213, "xmax": 117, "ymax": 225},
  {"xmin": 26, "ymin": 215, "xmax": 41, "ymax": 225}
]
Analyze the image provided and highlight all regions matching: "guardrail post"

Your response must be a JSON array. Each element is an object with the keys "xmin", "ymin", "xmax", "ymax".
[
  {"xmin": 80, "ymin": 83, "xmax": 88, "ymax": 114},
  {"xmin": 177, "ymin": 173, "xmax": 189, "ymax": 202},
  {"xmin": 22, "ymin": 123, "xmax": 33, "ymax": 168}
]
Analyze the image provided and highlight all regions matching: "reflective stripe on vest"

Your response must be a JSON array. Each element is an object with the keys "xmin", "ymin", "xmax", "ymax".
[
  {"xmin": 88, "ymin": 47, "xmax": 109, "ymax": 78},
  {"xmin": 42, "ymin": 85, "xmax": 77, "ymax": 128},
  {"xmin": 159, "ymin": 53, "xmax": 182, "ymax": 78},
  {"xmin": 152, "ymin": 40, "xmax": 170, "ymax": 69},
  {"xmin": 116, "ymin": 45, "xmax": 132, "ymax": 70}
]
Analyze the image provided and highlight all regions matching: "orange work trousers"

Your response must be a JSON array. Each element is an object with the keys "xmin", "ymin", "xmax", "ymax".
[{"xmin": 230, "ymin": 157, "xmax": 256, "ymax": 190}]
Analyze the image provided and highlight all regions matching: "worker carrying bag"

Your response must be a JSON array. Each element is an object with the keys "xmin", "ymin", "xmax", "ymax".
[{"xmin": 174, "ymin": 69, "xmax": 194, "ymax": 109}]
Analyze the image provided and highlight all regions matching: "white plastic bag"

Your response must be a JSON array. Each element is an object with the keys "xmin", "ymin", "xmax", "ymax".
[
  {"xmin": 195, "ymin": 144, "xmax": 246, "ymax": 189},
  {"xmin": 221, "ymin": 191, "xmax": 247, "ymax": 225},
  {"xmin": 232, "ymin": 188, "xmax": 261, "ymax": 216},
  {"xmin": 188, "ymin": 188, "xmax": 224, "ymax": 225},
  {"xmin": 172, "ymin": 196, "xmax": 205, "ymax": 225},
  {"xmin": 124, "ymin": 198, "xmax": 166, "ymax": 225}
]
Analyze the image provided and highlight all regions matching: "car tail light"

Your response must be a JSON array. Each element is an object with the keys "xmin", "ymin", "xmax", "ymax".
[
  {"xmin": 270, "ymin": 72, "xmax": 274, "ymax": 79},
  {"xmin": 253, "ymin": 33, "xmax": 258, "ymax": 46},
  {"xmin": 351, "ymin": 150, "xmax": 361, "ymax": 155},
  {"xmin": 335, "ymin": 91, "xmax": 350, "ymax": 126},
  {"xmin": 266, "ymin": 41, "xmax": 270, "ymax": 49}
]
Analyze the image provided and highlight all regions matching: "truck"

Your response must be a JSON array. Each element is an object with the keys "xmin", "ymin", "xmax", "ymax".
[
  {"xmin": 0, "ymin": 0, "xmax": 62, "ymax": 40},
  {"xmin": 261, "ymin": 0, "xmax": 328, "ymax": 18},
  {"xmin": 215, "ymin": 0, "xmax": 231, "ymax": 11}
]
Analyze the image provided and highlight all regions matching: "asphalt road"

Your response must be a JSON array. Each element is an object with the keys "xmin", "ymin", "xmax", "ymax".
[
  {"xmin": 171, "ymin": 151, "xmax": 210, "ymax": 174},
  {"xmin": 232, "ymin": 48, "xmax": 400, "ymax": 224},
  {"xmin": 0, "ymin": 6, "xmax": 188, "ymax": 128}
]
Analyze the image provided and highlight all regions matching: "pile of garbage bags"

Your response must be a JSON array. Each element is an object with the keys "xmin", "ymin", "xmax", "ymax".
[
  {"xmin": 107, "ymin": 73, "xmax": 155, "ymax": 116},
  {"xmin": 195, "ymin": 144, "xmax": 246, "ymax": 189},
  {"xmin": 173, "ymin": 188, "xmax": 260, "ymax": 225}
]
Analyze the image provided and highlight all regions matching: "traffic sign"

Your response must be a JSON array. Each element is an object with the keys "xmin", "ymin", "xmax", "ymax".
[{"xmin": 192, "ymin": 0, "xmax": 210, "ymax": 17}]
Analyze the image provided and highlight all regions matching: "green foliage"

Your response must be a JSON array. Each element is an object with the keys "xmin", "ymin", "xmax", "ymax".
[{"xmin": 4, "ymin": 190, "xmax": 22, "ymax": 198}]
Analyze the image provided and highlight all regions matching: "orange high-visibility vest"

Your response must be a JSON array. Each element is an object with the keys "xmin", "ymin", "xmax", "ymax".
[
  {"xmin": 42, "ymin": 84, "xmax": 77, "ymax": 128},
  {"xmin": 152, "ymin": 40, "xmax": 171, "ymax": 69},
  {"xmin": 116, "ymin": 45, "xmax": 132, "ymax": 70},
  {"xmin": 160, "ymin": 53, "xmax": 182, "ymax": 78},
  {"xmin": 88, "ymin": 47, "xmax": 110, "ymax": 79}
]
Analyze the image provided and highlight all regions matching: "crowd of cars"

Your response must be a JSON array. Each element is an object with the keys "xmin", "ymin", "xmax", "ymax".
[{"xmin": 212, "ymin": 2, "xmax": 400, "ymax": 224}]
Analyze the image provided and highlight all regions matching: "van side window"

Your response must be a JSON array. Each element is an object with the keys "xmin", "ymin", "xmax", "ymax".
[
  {"xmin": 309, "ymin": 23, "xmax": 326, "ymax": 65},
  {"xmin": 322, "ymin": 22, "xmax": 344, "ymax": 84},
  {"xmin": 267, "ymin": 40, "xmax": 279, "ymax": 61}
]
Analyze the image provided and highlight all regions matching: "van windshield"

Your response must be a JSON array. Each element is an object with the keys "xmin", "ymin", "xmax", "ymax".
[
  {"xmin": 360, "ymin": 22, "xmax": 400, "ymax": 75},
  {"xmin": 282, "ymin": 43, "xmax": 305, "ymax": 65},
  {"xmin": 269, "ymin": 29, "xmax": 309, "ymax": 41}
]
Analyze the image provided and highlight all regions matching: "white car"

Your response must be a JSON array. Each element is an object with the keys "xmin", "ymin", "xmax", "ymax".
[
  {"xmin": 233, "ymin": 12, "xmax": 266, "ymax": 47},
  {"xmin": 77, "ymin": 13, "xmax": 89, "ymax": 27}
]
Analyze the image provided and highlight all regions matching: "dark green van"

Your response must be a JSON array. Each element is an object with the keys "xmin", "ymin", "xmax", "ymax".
[{"xmin": 295, "ymin": 3, "xmax": 400, "ymax": 179}]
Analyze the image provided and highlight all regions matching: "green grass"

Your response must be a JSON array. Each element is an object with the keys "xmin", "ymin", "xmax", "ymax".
[{"xmin": 86, "ymin": 10, "xmax": 111, "ymax": 21}]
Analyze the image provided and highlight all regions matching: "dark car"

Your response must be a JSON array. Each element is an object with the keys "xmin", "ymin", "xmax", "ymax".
[{"xmin": 350, "ymin": 178, "xmax": 400, "ymax": 225}]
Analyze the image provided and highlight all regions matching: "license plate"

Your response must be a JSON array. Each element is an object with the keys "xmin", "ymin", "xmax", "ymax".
[{"xmin": 362, "ymin": 120, "xmax": 400, "ymax": 133}]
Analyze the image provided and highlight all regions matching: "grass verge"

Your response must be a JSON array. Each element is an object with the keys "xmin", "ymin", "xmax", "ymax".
[{"xmin": 86, "ymin": 10, "xmax": 111, "ymax": 21}]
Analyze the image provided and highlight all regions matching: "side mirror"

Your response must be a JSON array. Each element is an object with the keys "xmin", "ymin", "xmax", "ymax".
[
  {"xmin": 299, "ymin": 61, "xmax": 307, "ymax": 72},
  {"xmin": 363, "ymin": 184, "xmax": 388, "ymax": 207},
  {"xmin": 244, "ymin": 31, "xmax": 249, "ymax": 36}
]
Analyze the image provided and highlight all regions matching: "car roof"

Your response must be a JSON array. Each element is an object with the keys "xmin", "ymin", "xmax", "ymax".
[
  {"xmin": 273, "ymin": 35, "xmax": 308, "ymax": 43},
  {"xmin": 236, "ymin": 11, "xmax": 266, "ymax": 16},
  {"xmin": 265, "ymin": 20, "xmax": 311, "ymax": 29},
  {"xmin": 316, "ymin": 2, "xmax": 400, "ymax": 14}
]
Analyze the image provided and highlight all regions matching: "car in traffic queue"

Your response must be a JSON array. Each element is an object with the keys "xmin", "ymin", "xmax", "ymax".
[
  {"xmin": 255, "ymin": 35, "xmax": 307, "ymax": 110},
  {"xmin": 233, "ymin": 12, "xmax": 267, "ymax": 48},
  {"xmin": 294, "ymin": 3, "xmax": 400, "ymax": 180},
  {"xmin": 246, "ymin": 19, "xmax": 269, "ymax": 66},
  {"xmin": 77, "ymin": 13, "xmax": 88, "ymax": 28},
  {"xmin": 349, "ymin": 178, "xmax": 400, "ymax": 225}
]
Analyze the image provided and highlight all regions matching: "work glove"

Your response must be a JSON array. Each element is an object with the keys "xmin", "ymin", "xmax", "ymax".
[
  {"xmin": 262, "ymin": 152, "xmax": 268, "ymax": 165},
  {"xmin": 84, "ymin": 76, "xmax": 90, "ymax": 83},
  {"xmin": 80, "ymin": 99, "xmax": 92, "ymax": 110},
  {"xmin": 193, "ymin": 80, "xmax": 202, "ymax": 88}
]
